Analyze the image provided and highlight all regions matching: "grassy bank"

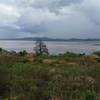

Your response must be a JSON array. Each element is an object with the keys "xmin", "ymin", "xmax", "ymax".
[{"xmin": 0, "ymin": 50, "xmax": 100, "ymax": 100}]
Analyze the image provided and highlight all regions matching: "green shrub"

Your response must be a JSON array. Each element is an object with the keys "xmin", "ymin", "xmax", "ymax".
[
  {"xmin": 93, "ymin": 51, "xmax": 100, "ymax": 56},
  {"xmin": 18, "ymin": 50, "xmax": 27, "ymax": 56}
]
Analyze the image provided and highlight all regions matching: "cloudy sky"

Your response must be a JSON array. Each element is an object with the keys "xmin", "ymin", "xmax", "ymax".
[{"xmin": 0, "ymin": 0, "xmax": 100, "ymax": 39}]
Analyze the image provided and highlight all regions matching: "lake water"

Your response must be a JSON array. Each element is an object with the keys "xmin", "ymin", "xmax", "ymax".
[{"xmin": 0, "ymin": 40, "xmax": 100, "ymax": 55}]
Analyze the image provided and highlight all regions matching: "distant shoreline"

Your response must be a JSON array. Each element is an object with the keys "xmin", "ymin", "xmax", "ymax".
[{"xmin": 0, "ymin": 37, "xmax": 100, "ymax": 42}]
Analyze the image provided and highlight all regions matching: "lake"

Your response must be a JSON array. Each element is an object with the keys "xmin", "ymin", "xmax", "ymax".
[{"xmin": 0, "ymin": 40, "xmax": 100, "ymax": 55}]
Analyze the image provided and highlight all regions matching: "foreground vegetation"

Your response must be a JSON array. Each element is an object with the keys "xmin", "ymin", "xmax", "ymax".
[{"xmin": 0, "ymin": 49, "xmax": 100, "ymax": 100}]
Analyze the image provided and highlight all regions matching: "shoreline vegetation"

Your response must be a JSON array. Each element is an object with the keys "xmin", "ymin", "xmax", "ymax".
[{"xmin": 1, "ymin": 47, "xmax": 100, "ymax": 99}]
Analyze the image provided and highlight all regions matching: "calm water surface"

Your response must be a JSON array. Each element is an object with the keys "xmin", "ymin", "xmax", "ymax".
[{"xmin": 0, "ymin": 40, "xmax": 100, "ymax": 54}]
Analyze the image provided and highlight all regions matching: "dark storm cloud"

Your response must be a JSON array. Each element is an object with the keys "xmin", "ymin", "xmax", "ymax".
[
  {"xmin": 0, "ymin": 0, "xmax": 83, "ymax": 7},
  {"xmin": 19, "ymin": 23, "xmax": 47, "ymax": 33},
  {"xmin": 27, "ymin": 0, "xmax": 83, "ymax": 10}
]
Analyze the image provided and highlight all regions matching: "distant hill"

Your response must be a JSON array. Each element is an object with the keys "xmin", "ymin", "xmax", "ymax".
[{"xmin": 0, "ymin": 37, "xmax": 100, "ymax": 41}]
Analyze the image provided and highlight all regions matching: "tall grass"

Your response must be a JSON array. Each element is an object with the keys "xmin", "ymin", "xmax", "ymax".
[{"xmin": 0, "ymin": 51, "xmax": 100, "ymax": 100}]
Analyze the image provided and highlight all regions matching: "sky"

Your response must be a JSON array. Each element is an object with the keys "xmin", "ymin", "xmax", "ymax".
[{"xmin": 0, "ymin": 0, "xmax": 100, "ymax": 39}]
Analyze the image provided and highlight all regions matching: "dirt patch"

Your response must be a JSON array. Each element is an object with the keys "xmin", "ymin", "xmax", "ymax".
[
  {"xmin": 42, "ymin": 59, "xmax": 57, "ymax": 64},
  {"xmin": 48, "ymin": 68, "xmax": 57, "ymax": 76}
]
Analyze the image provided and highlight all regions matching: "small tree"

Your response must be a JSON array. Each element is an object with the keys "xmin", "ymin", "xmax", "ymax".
[
  {"xmin": 19, "ymin": 50, "xmax": 27, "ymax": 56},
  {"xmin": 0, "ymin": 48, "xmax": 2, "ymax": 52},
  {"xmin": 34, "ymin": 40, "xmax": 49, "ymax": 56}
]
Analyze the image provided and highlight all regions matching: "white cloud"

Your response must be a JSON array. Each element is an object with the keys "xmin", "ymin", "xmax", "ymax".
[{"xmin": 0, "ymin": 4, "xmax": 20, "ymax": 27}]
